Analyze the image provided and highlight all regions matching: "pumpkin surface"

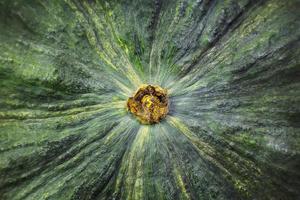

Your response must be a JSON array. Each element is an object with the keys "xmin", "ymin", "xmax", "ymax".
[{"xmin": 0, "ymin": 0, "xmax": 299, "ymax": 199}]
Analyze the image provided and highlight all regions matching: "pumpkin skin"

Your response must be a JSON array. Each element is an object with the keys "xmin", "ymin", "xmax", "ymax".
[{"xmin": 0, "ymin": 0, "xmax": 299, "ymax": 199}]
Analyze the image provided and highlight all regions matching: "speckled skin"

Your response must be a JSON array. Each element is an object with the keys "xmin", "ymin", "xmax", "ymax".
[{"xmin": 0, "ymin": 0, "xmax": 299, "ymax": 200}]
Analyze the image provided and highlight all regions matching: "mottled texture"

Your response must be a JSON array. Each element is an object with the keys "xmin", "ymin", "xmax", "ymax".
[{"xmin": 0, "ymin": 0, "xmax": 299, "ymax": 200}]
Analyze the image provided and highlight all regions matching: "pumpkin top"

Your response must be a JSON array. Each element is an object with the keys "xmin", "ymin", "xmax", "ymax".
[{"xmin": 127, "ymin": 84, "xmax": 168, "ymax": 124}]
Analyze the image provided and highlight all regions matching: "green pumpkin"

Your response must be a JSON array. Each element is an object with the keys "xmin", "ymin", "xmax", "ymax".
[{"xmin": 0, "ymin": 0, "xmax": 299, "ymax": 199}]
